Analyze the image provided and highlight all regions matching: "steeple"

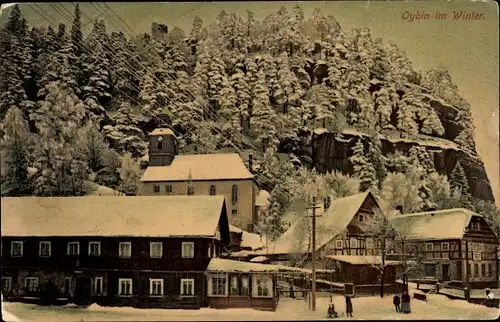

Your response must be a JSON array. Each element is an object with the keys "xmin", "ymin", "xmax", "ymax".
[{"xmin": 148, "ymin": 128, "xmax": 178, "ymax": 166}]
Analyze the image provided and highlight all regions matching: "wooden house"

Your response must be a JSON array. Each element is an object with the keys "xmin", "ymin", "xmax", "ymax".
[
  {"xmin": 389, "ymin": 208, "xmax": 499, "ymax": 289},
  {"xmin": 140, "ymin": 128, "xmax": 259, "ymax": 232},
  {"xmin": 256, "ymin": 192, "xmax": 402, "ymax": 293},
  {"xmin": 204, "ymin": 258, "xmax": 308, "ymax": 311},
  {"xmin": 1, "ymin": 195, "xmax": 230, "ymax": 308}
]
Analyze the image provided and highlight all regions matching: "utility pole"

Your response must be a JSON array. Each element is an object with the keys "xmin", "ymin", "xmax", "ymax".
[{"xmin": 307, "ymin": 197, "xmax": 322, "ymax": 312}]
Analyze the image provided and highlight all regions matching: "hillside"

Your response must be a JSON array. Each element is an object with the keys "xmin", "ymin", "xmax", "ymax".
[{"xmin": 0, "ymin": 5, "xmax": 497, "ymax": 234}]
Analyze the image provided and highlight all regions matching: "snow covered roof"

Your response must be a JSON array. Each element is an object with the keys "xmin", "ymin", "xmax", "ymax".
[
  {"xmin": 261, "ymin": 192, "xmax": 374, "ymax": 255},
  {"xmin": 389, "ymin": 208, "xmax": 481, "ymax": 240},
  {"xmin": 229, "ymin": 224, "xmax": 266, "ymax": 250},
  {"xmin": 141, "ymin": 153, "xmax": 254, "ymax": 182},
  {"xmin": 206, "ymin": 258, "xmax": 307, "ymax": 273},
  {"xmin": 1, "ymin": 195, "xmax": 228, "ymax": 238},
  {"xmin": 250, "ymin": 256, "xmax": 269, "ymax": 263},
  {"xmin": 149, "ymin": 128, "xmax": 175, "ymax": 136},
  {"xmin": 325, "ymin": 255, "xmax": 401, "ymax": 266}
]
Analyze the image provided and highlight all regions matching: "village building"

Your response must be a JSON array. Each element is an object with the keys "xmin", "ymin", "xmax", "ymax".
[
  {"xmin": 1, "ymin": 195, "xmax": 230, "ymax": 308},
  {"xmin": 204, "ymin": 258, "xmax": 308, "ymax": 311},
  {"xmin": 140, "ymin": 128, "xmax": 259, "ymax": 232},
  {"xmin": 389, "ymin": 208, "xmax": 499, "ymax": 289},
  {"xmin": 251, "ymin": 191, "xmax": 403, "ymax": 295}
]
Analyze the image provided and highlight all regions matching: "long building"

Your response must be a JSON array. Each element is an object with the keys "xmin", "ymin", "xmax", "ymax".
[{"xmin": 1, "ymin": 195, "xmax": 230, "ymax": 308}]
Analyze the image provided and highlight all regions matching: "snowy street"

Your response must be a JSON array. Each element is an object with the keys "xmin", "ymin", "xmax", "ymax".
[{"xmin": 3, "ymin": 291, "xmax": 498, "ymax": 321}]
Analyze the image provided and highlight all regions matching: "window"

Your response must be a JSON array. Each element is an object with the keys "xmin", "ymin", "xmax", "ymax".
[
  {"xmin": 488, "ymin": 263, "xmax": 493, "ymax": 277},
  {"xmin": 11, "ymin": 241, "xmax": 23, "ymax": 257},
  {"xmin": 89, "ymin": 242, "xmax": 101, "ymax": 256},
  {"xmin": 481, "ymin": 264, "xmax": 486, "ymax": 277},
  {"xmin": 232, "ymin": 209, "xmax": 238, "ymax": 215},
  {"xmin": 25, "ymin": 277, "xmax": 39, "ymax": 292},
  {"xmin": 157, "ymin": 141, "xmax": 163, "ymax": 150},
  {"xmin": 425, "ymin": 243, "xmax": 434, "ymax": 252},
  {"xmin": 187, "ymin": 185, "xmax": 195, "ymax": 195},
  {"xmin": 231, "ymin": 185, "xmax": 238, "ymax": 204},
  {"xmin": 253, "ymin": 275, "xmax": 272, "ymax": 298},
  {"xmin": 230, "ymin": 275, "xmax": 249, "ymax": 296},
  {"xmin": 474, "ymin": 264, "xmax": 479, "ymax": 277},
  {"xmin": 67, "ymin": 242, "xmax": 80, "ymax": 256},
  {"xmin": 468, "ymin": 264, "xmax": 472, "ymax": 276},
  {"xmin": 207, "ymin": 246, "xmax": 212, "ymax": 258},
  {"xmin": 209, "ymin": 185, "xmax": 216, "ymax": 195},
  {"xmin": 350, "ymin": 238, "xmax": 357, "ymax": 249},
  {"xmin": 154, "ymin": 185, "xmax": 160, "ymax": 193},
  {"xmin": 209, "ymin": 275, "xmax": 227, "ymax": 296},
  {"xmin": 180, "ymin": 279, "xmax": 194, "ymax": 296},
  {"xmin": 118, "ymin": 278, "xmax": 132, "ymax": 296},
  {"xmin": 182, "ymin": 242, "xmax": 194, "ymax": 258},
  {"xmin": 366, "ymin": 238, "xmax": 374, "ymax": 249},
  {"xmin": 441, "ymin": 242, "xmax": 449, "ymax": 251},
  {"xmin": 424, "ymin": 264, "xmax": 436, "ymax": 277},
  {"xmin": 335, "ymin": 240, "xmax": 343, "ymax": 249},
  {"xmin": 39, "ymin": 241, "xmax": 51, "ymax": 257},
  {"xmin": 358, "ymin": 214, "xmax": 364, "ymax": 222},
  {"xmin": 149, "ymin": 278, "xmax": 164, "ymax": 296},
  {"xmin": 64, "ymin": 277, "xmax": 72, "ymax": 296},
  {"xmin": 119, "ymin": 242, "xmax": 132, "ymax": 258},
  {"xmin": 166, "ymin": 185, "xmax": 173, "ymax": 193},
  {"xmin": 150, "ymin": 242, "xmax": 163, "ymax": 258},
  {"xmin": 1, "ymin": 277, "xmax": 12, "ymax": 293},
  {"xmin": 93, "ymin": 277, "xmax": 103, "ymax": 296}
]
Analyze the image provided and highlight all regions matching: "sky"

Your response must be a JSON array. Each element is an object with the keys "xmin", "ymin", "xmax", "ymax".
[{"xmin": 1, "ymin": 1, "xmax": 498, "ymax": 205}]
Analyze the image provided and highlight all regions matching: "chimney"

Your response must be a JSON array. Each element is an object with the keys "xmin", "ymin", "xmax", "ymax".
[{"xmin": 248, "ymin": 153, "xmax": 253, "ymax": 171}]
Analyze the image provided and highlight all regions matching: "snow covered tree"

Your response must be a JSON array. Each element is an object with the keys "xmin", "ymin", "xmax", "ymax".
[
  {"xmin": 1, "ymin": 107, "xmax": 32, "ymax": 196},
  {"xmin": 350, "ymin": 139, "xmax": 377, "ymax": 191},
  {"xmin": 408, "ymin": 145, "xmax": 435, "ymax": 173},
  {"xmin": 231, "ymin": 67, "xmax": 250, "ymax": 131},
  {"xmin": 426, "ymin": 172, "xmax": 452, "ymax": 209},
  {"xmin": 102, "ymin": 102, "xmax": 148, "ymax": 158},
  {"xmin": 250, "ymin": 70, "xmax": 279, "ymax": 151},
  {"xmin": 76, "ymin": 120, "xmax": 113, "ymax": 173},
  {"xmin": 109, "ymin": 31, "xmax": 136, "ymax": 109},
  {"xmin": 322, "ymin": 170, "xmax": 361, "ymax": 198},
  {"xmin": 421, "ymin": 67, "xmax": 461, "ymax": 106},
  {"xmin": 218, "ymin": 75, "xmax": 241, "ymax": 145},
  {"xmin": 117, "ymin": 153, "xmax": 142, "ymax": 196},
  {"xmin": 450, "ymin": 161, "xmax": 470, "ymax": 197},
  {"xmin": 367, "ymin": 133, "xmax": 387, "ymax": 189},
  {"xmin": 373, "ymin": 88, "xmax": 393, "ymax": 129},
  {"xmin": 31, "ymin": 82, "xmax": 88, "ymax": 196}
]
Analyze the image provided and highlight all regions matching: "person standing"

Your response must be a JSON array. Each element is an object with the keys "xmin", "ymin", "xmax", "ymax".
[
  {"xmin": 400, "ymin": 292, "xmax": 411, "ymax": 314},
  {"xmin": 393, "ymin": 294, "xmax": 401, "ymax": 312},
  {"xmin": 345, "ymin": 295, "xmax": 353, "ymax": 317}
]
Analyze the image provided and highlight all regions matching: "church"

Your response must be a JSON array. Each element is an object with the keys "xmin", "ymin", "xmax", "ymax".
[{"xmin": 140, "ymin": 128, "xmax": 259, "ymax": 232}]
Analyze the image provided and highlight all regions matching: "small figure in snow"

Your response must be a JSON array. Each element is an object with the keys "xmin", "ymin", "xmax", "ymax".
[
  {"xmin": 327, "ymin": 303, "xmax": 338, "ymax": 318},
  {"xmin": 345, "ymin": 295, "xmax": 353, "ymax": 317},
  {"xmin": 400, "ymin": 292, "xmax": 411, "ymax": 314},
  {"xmin": 289, "ymin": 284, "xmax": 295, "ymax": 299},
  {"xmin": 393, "ymin": 294, "xmax": 401, "ymax": 312}
]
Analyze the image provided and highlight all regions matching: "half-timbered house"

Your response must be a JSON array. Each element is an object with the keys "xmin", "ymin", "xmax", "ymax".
[
  {"xmin": 1, "ymin": 195, "xmax": 230, "ymax": 308},
  {"xmin": 389, "ymin": 208, "xmax": 498, "ymax": 289}
]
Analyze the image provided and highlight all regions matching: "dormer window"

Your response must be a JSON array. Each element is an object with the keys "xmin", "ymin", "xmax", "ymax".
[{"xmin": 358, "ymin": 214, "xmax": 365, "ymax": 222}]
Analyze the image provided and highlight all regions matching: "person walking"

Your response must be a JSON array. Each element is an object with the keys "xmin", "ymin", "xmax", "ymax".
[
  {"xmin": 345, "ymin": 295, "xmax": 353, "ymax": 317},
  {"xmin": 393, "ymin": 294, "xmax": 401, "ymax": 313}
]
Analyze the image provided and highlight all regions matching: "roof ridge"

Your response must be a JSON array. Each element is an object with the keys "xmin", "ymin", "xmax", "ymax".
[{"xmin": 395, "ymin": 208, "xmax": 479, "ymax": 218}]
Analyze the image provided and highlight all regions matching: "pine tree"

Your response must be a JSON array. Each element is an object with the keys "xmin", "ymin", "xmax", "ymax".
[
  {"xmin": 76, "ymin": 120, "xmax": 113, "ymax": 173},
  {"xmin": 218, "ymin": 75, "xmax": 241, "ymax": 146},
  {"xmin": 450, "ymin": 161, "xmax": 470, "ymax": 196},
  {"xmin": 102, "ymin": 102, "xmax": 148, "ymax": 158},
  {"xmin": 250, "ymin": 70, "xmax": 278, "ymax": 151},
  {"xmin": 349, "ymin": 139, "xmax": 377, "ymax": 191},
  {"xmin": 70, "ymin": 4, "xmax": 84, "ymax": 57},
  {"xmin": 373, "ymin": 88, "xmax": 393, "ymax": 129},
  {"xmin": 109, "ymin": 32, "xmax": 136, "ymax": 109},
  {"xmin": 1, "ymin": 107, "xmax": 32, "ymax": 196},
  {"xmin": 367, "ymin": 134, "xmax": 387, "ymax": 189},
  {"xmin": 31, "ymin": 82, "xmax": 88, "ymax": 196},
  {"xmin": 454, "ymin": 99, "xmax": 476, "ymax": 151},
  {"xmin": 408, "ymin": 146, "xmax": 435, "ymax": 173},
  {"xmin": 231, "ymin": 67, "xmax": 250, "ymax": 131}
]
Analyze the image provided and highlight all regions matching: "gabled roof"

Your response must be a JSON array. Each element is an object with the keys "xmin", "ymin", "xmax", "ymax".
[
  {"xmin": 325, "ymin": 255, "xmax": 401, "ymax": 266},
  {"xmin": 149, "ymin": 128, "xmax": 176, "ymax": 136},
  {"xmin": 388, "ymin": 208, "xmax": 481, "ymax": 240},
  {"xmin": 141, "ymin": 153, "xmax": 254, "ymax": 182},
  {"xmin": 1, "ymin": 195, "xmax": 228, "ymax": 239},
  {"xmin": 261, "ymin": 192, "xmax": 375, "ymax": 255}
]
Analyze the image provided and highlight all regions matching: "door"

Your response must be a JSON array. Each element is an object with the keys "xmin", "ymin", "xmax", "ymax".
[
  {"xmin": 74, "ymin": 277, "xmax": 92, "ymax": 305},
  {"xmin": 442, "ymin": 264, "xmax": 450, "ymax": 281}
]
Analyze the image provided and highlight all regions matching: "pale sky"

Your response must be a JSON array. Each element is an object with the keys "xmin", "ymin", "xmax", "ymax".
[{"xmin": 1, "ymin": 1, "xmax": 498, "ymax": 205}]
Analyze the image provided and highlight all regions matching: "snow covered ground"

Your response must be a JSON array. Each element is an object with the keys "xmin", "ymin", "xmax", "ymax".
[{"xmin": 2, "ymin": 290, "xmax": 498, "ymax": 321}]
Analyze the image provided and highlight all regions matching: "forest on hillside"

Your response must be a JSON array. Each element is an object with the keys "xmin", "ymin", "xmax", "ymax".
[{"xmin": 0, "ymin": 4, "xmax": 498, "ymax": 237}]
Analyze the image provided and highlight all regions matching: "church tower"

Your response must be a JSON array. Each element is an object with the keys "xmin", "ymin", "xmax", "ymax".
[{"xmin": 148, "ymin": 128, "xmax": 178, "ymax": 166}]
